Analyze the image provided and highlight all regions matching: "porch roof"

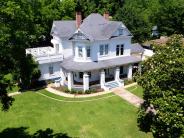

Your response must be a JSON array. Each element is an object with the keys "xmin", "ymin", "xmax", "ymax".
[{"xmin": 61, "ymin": 56, "xmax": 141, "ymax": 72}]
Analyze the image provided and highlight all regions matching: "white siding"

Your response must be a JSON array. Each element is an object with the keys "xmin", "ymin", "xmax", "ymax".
[
  {"xmin": 62, "ymin": 40, "xmax": 73, "ymax": 58},
  {"xmin": 39, "ymin": 62, "xmax": 62, "ymax": 80}
]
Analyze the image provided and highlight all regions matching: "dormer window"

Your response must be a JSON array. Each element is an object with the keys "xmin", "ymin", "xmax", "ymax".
[
  {"xmin": 119, "ymin": 29, "xmax": 123, "ymax": 36},
  {"xmin": 86, "ymin": 46, "xmax": 91, "ymax": 57},
  {"xmin": 78, "ymin": 46, "xmax": 83, "ymax": 57}
]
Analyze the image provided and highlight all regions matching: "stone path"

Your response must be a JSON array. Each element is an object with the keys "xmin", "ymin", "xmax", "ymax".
[{"xmin": 112, "ymin": 86, "xmax": 144, "ymax": 107}]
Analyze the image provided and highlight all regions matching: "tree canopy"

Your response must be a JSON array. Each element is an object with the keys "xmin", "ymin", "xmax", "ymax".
[{"xmin": 137, "ymin": 34, "xmax": 184, "ymax": 137}]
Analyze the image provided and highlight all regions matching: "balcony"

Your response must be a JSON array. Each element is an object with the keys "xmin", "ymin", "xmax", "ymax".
[{"xmin": 26, "ymin": 46, "xmax": 63, "ymax": 64}]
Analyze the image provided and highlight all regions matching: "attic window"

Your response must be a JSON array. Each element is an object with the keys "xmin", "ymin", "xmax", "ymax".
[{"xmin": 119, "ymin": 29, "xmax": 123, "ymax": 35}]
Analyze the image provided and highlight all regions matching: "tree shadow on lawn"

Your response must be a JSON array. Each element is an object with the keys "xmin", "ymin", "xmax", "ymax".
[{"xmin": 0, "ymin": 127, "xmax": 74, "ymax": 138}]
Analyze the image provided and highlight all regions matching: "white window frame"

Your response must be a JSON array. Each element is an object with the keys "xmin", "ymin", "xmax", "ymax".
[
  {"xmin": 49, "ymin": 65, "xmax": 54, "ymax": 75},
  {"xmin": 86, "ymin": 46, "xmax": 91, "ymax": 58},
  {"xmin": 78, "ymin": 46, "xmax": 83, "ymax": 57},
  {"xmin": 116, "ymin": 44, "xmax": 124, "ymax": 56},
  {"xmin": 99, "ymin": 44, "xmax": 109, "ymax": 56},
  {"xmin": 55, "ymin": 44, "xmax": 59, "ymax": 53}
]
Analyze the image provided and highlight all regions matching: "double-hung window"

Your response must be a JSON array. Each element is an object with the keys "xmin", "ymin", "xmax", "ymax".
[
  {"xmin": 86, "ymin": 46, "xmax": 90, "ymax": 57},
  {"xmin": 78, "ymin": 46, "xmax": 83, "ymax": 57},
  {"xmin": 55, "ymin": 44, "xmax": 59, "ymax": 53},
  {"xmin": 100, "ymin": 44, "xmax": 108, "ymax": 56},
  {"xmin": 116, "ymin": 44, "xmax": 124, "ymax": 56},
  {"xmin": 49, "ymin": 65, "xmax": 54, "ymax": 75}
]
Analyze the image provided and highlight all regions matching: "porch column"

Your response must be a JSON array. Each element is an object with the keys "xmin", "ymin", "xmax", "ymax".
[
  {"xmin": 67, "ymin": 72, "xmax": 73, "ymax": 90},
  {"xmin": 60, "ymin": 69, "xmax": 66, "ymax": 86},
  {"xmin": 115, "ymin": 67, "xmax": 120, "ymax": 81},
  {"xmin": 83, "ymin": 72, "xmax": 89, "ymax": 91},
  {"xmin": 128, "ymin": 64, "xmax": 132, "ymax": 79},
  {"xmin": 100, "ymin": 69, "xmax": 105, "ymax": 88}
]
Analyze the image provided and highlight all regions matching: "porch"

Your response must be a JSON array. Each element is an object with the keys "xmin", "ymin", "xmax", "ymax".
[
  {"xmin": 58, "ymin": 55, "xmax": 141, "ymax": 91},
  {"xmin": 59, "ymin": 65, "xmax": 139, "ymax": 91}
]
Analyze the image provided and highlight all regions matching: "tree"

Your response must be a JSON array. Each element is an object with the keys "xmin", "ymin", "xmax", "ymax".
[
  {"xmin": 151, "ymin": 0, "xmax": 184, "ymax": 36},
  {"xmin": 137, "ymin": 34, "xmax": 184, "ymax": 137},
  {"xmin": 0, "ymin": 0, "xmax": 76, "ymax": 110}
]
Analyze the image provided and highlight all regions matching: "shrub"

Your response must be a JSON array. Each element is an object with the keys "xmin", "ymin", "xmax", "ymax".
[
  {"xmin": 124, "ymin": 79, "xmax": 134, "ymax": 85},
  {"xmin": 63, "ymin": 87, "xmax": 70, "ymax": 93}
]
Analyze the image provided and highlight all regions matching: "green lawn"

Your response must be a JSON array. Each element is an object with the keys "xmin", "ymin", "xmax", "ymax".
[
  {"xmin": 0, "ymin": 90, "xmax": 151, "ymax": 138},
  {"xmin": 126, "ymin": 85, "xmax": 144, "ymax": 98}
]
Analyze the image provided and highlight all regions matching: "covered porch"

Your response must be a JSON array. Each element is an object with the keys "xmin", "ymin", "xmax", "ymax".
[{"xmin": 60, "ymin": 56, "xmax": 141, "ymax": 91}]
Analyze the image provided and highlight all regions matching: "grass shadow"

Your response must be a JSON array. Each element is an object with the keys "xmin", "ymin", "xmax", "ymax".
[{"xmin": 0, "ymin": 127, "xmax": 73, "ymax": 138}]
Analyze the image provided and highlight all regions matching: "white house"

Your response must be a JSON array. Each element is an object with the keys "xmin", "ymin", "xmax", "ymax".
[{"xmin": 26, "ymin": 12, "xmax": 144, "ymax": 91}]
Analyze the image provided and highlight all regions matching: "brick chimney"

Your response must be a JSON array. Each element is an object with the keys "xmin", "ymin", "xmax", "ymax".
[
  {"xmin": 76, "ymin": 12, "xmax": 82, "ymax": 28},
  {"xmin": 103, "ymin": 11, "xmax": 109, "ymax": 20}
]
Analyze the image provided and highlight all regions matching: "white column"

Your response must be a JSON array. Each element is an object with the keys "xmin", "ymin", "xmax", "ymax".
[
  {"xmin": 67, "ymin": 72, "xmax": 73, "ymax": 90},
  {"xmin": 60, "ymin": 69, "xmax": 66, "ymax": 86},
  {"xmin": 83, "ymin": 72, "xmax": 89, "ymax": 91},
  {"xmin": 115, "ymin": 67, "xmax": 120, "ymax": 81},
  {"xmin": 128, "ymin": 64, "xmax": 132, "ymax": 79},
  {"xmin": 100, "ymin": 70, "xmax": 105, "ymax": 88}
]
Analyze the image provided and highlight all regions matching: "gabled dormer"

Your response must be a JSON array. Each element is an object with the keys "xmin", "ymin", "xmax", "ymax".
[
  {"xmin": 111, "ymin": 25, "xmax": 132, "ymax": 38},
  {"xmin": 69, "ymin": 30, "xmax": 89, "ymax": 41}
]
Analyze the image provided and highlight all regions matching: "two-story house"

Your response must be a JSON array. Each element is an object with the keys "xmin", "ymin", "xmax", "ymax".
[{"xmin": 26, "ymin": 12, "xmax": 144, "ymax": 91}]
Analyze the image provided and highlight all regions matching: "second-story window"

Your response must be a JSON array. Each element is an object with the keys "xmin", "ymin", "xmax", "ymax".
[
  {"xmin": 86, "ymin": 46, "xmax": 90, "ymax": 57},
  {"xmin": 100, "ymin": 44, "xmax": 108, "ymax": 56},
  {"xmin": 78, "ymin": 46, "xmax": 83, "ymax": 57},
  {"xmin": 116, "ymin": 44, "xmax": 124, "ymax": 56}
]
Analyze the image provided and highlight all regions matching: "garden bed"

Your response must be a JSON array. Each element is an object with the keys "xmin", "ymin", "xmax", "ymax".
[{"xmin": 51, "ymin": 85, "xmax": 104, "ymax": 95}]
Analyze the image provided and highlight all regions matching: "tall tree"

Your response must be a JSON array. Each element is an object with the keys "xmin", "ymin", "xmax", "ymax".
[
  {"xmin": 151, "ymin": 0, "xmax": 184, "ymax": 36},
  {"xmin": 0, "ymin": 0, "xmax": 76, "ymax": 110},
  {"xmin": 137, "ymin": 34, "xmax": 184, "ymax": 137}
]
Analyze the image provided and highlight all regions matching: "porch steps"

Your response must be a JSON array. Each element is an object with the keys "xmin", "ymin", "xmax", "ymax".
[{"xmin": 105, "ymin": 81, "xmax": 120, "ymax": 90}]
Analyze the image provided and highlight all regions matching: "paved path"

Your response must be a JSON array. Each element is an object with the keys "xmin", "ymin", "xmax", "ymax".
[
  {"xmin": 8, "ymin": 92, "xmax": 21, "ymax": 96},
  {"xmin": 112, "ymin": 86, "xmax": 144, "ymax": 107}
]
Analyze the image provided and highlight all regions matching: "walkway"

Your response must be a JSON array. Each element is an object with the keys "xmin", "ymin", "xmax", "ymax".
[
  {"xmin": 112, "ymin": 86, "xmax": 144, "ymax": 107},
  {"xmin": 8, "ymin": 92, "xmax": 21, "ymax": 96}
]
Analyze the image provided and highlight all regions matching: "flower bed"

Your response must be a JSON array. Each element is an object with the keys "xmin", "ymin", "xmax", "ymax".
[{"xmin": 51, "ymin": 85, "xmax": 104, "ymax": 95}]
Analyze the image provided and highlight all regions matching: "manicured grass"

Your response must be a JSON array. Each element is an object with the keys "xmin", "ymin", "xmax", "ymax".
[
  {"xmin": 126, "ymin": 85, "xmax": 144, "ymax": 98},
  {"xmin": 0, "ymin": 89, "xmax": 151, "ymax": 138}
]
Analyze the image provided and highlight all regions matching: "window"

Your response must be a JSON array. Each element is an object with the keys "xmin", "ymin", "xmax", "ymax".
[
  {"xmin": 116, "ymin": 44, "xmax": 124, "ymax": 56},
  {"xmin": 119, "ymin": 29, "xmax": 123, "ymax": 35},
  {"xmin": 120, "ymin": 66, "xmax": 124, "ymax": 74},
  {"xmin": 100, "ymin": 44, "xmax": 108, "ymax": 55},
  {"xmin": 88, "ymin": 72, "xmax": 91, "ymax": 78},
  {"xmin": 49, "ymin": 65, "xmax": 53, "ymax": 75},
  {"xmin": 79, "ymin": 72, "xmax": 83, "ymax": 78},
  {"xmin": 86, "ymin": 47, "xmax": 90, "ymax": 57},
  {"xmin": 55, "ymin": 44, "xmax": 59, "ymax": 53},
  {"xmin": 78, "ymin": 46, "xmax": 83, "ymax": 57},
  {"xmin": 79, "ymin": 72, "xmax": 91, "ymax": 78},
  {"xmin": 104, "ymin": 69, "xmax": 110, "ymax": 75}
]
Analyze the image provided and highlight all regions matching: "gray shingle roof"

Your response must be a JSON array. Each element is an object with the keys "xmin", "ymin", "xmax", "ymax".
[
  {"xmin": 131, "ymin": 43, "xmax": 144, "ymax": 53},
  {"xmin": 50, "ymin": 21, "xmax": 76, "ymax": 39},
  {"xmin": 61, "ymin": 56, "xmax": 141, "ymax": 72},
  {"xmin": 51, "ymin": 13, "xmax": 131, "ymax": 41}
]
